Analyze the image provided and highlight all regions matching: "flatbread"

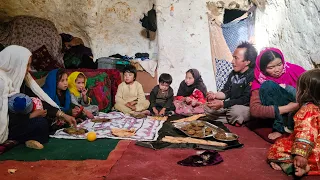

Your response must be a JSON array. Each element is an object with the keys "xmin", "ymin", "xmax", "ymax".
[
  {"xmin": 171, "ymin": 114, "xmax": 206, "ymax": 123},
  {"xmin": 161, "ymin": 136, "xmax": 227, "ymax": 147},
  {"xmin": 91, "ymin": 118, "xmax": 111, "ymax": 123},
  {"xmin": 148, "ymin": 116, "xmax": 168, "ymax": 121},
  {"xmin": 111, "ymin": 128, "xmax": 136, "ymax": 137},
  {"xmin": 63, "ymin": 127, "xmax": 88, "ymax": 135}
]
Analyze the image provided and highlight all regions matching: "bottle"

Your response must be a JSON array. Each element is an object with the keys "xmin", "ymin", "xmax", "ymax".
[{"xmin": 170, "ymin": 4, "xmax": 174, "ymax": 16}]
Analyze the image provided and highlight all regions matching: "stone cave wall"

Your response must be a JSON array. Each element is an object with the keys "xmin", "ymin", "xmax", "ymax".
[
  {"xmin": 255, "ymin": 0, "xmax": 320, "ymax": 70},
  {"xmin": 0, "ymin": 0, "xmax": 158, "ymax": 59},
  {"xmin": 1, "ymin": 0, "xmax": 319, "ymax": 92}
]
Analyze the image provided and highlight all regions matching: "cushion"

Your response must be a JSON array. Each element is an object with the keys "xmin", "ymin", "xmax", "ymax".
[
  {"xmin": 215, "ymin": 59, "xmax": 233, "ymax": 91},
  {"xmin": 32, "ymin": 45, "xmax": 63, "ymax": 71}
]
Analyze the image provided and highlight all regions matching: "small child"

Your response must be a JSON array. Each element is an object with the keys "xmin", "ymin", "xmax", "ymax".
[
  {"xmin": 114, "ymin": 65, "xmax": 150, "ymax": 116},
  {"xmin": 267, "ymin": 69, "xmax": 320, "ymax": 177},
  {"xmin": 8, "ymin": 93, "xmax": 46, "ymax": 118},
  {"xmin": 174, "ymin": 69, "xmax": 207, "ymax": 116},
  {"xmin": 68, "ymin": 72, "xmax": 99, "ymax": 119},
  {"xmin": 42, "ymin": 69, "xmax": 71, "ymax": 113},
  {"xmin": 149, "ymin": 73, "xmax": 175, "ymax": 116}
]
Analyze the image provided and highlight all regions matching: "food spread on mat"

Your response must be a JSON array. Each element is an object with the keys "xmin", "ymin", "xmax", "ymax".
[
  {"xmin": 111, "ymin": 128, "xmax": 136, "ymax": 137},
  {"xmin": 63, "ymin": 127, "xmax": 88, "ymax": 135},
  {"xmin": 175, "ymin": 121, "xmax": 217, "ymax": 138},
  {"xmin": 91, "ymin": 118, "xmax": 111, "ymax": 123}
]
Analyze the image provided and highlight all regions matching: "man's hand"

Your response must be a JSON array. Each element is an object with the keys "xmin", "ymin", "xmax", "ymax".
[
  {"xmin": 153, "ymin": 107, "xmax": 159, "ymax": 116},
  {"xmin": 207, "ymin": 100, "xmax": 224, "ymax": 110}
]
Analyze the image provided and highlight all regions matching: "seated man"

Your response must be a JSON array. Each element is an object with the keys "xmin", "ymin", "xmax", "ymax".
[{"xmin": 205, "ymin": 42, "xmax": 257, "ymax": 126}]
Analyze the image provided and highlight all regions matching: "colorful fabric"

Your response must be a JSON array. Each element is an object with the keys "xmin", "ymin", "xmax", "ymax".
[
  {"xmin": 80, "ymin": 71, "xmax": 111, "ymax": 112},
  {"xmin": 267, "ymin": 103, "xmax": 320, "ymax": 175},
  {"xmin": 177, "ymin": 150, "xmax": 223, "ymax": 167},
  {"xmin": 215, "ymin": 59, "xmax": 233, "ymax": 91},
  {"xmin": 42, "ymin": 69, "xmax": 71, "ymax": 112},
  {"xmin": 32, "ymin": 45, "xmax": 63, "ymax": 71},
  {"xmin": 50, "ymin": 112, "xmax": 164, "ymax": 141},
  {"xmin": 252, "ymin": 48, "xmax": 306, "ymax": 91},
  {"xmin": 177, "ymin": 69, "xmax": 207, "ymax": 97},
  {"xmin": 76, "ymin": 69, "xmax": 121, "ymax": 105},
  {"xmin": 0, "ymin": 16, "xmax": 64, "ymax": 68},
  {"xmin": 222, "ymin": 17, "xmax": 251, "ymax": 53}
]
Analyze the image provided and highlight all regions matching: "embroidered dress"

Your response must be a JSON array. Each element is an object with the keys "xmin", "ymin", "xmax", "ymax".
[{"xmin": 267, "ymin": 103, "xmax": 320, "ymax": 175}]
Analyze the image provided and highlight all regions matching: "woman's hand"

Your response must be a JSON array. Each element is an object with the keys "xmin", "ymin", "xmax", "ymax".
[
  {"xmin": 29, "ymin": 109, "xmax": 47, "ymax": 118},
  {"xmin": 63, "ymin": 114, "xmax": 77, "ymax": 127},
  {"xmin": 288, "ymin": 102, "xmax": 300, "ymax": 111},
  {"xmin": 185, "ymin": 97, "xmax": 192, "ymax": 104},
  {"xmin": 279, "ymin": 84, "xmax": 286, "ymax": 89},
  {"xmin": 294, "ymin": 155, "xmax": 308, "ymax": 169},
  {"xmin": 207, "ymin": 91, "xmax": 216, "ymax": 100}
]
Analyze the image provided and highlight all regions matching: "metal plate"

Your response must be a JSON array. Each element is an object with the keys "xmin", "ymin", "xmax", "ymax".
[
  {"xmin": 173, "ymin": 120, "xmax": 224, "ymax": 138},
  {"xmin": 213, "ymin": 132, "xmax": 238, "ymax": 142}
]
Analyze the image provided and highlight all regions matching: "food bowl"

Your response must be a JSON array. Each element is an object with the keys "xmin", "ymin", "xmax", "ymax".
[{"xmin": 213, "ymin": 132, "xmax": 238, "ymax": 141}]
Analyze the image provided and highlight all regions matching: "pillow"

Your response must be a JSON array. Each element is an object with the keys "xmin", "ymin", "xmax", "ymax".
[
  {"xmin": 32, "ymin": 45, "xmax": 63, "ymax": 71},
  {"xmin": 215, "ymin": 59, "xmax": 233, "ymax": 91}
]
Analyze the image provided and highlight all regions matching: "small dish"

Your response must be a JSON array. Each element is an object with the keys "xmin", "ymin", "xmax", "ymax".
[{"xmin": 213, "ymin": 132, "xmax": 238, "ymax": 141}]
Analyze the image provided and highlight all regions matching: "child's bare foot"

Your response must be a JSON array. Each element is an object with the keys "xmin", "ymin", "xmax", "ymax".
[
  {"xmin": 270, "ymin": 162, "xmax": 282, "ymax": 170},
  {"xmin": 268, "ymin": 132, "xmax": 282, "ymax": 140},
  {"xmin": 295, "ymin": 165, "xmax": 310, "ymax": 177},
  {"xmin": 25, "ymin": 140, "xmax": 44, "ymax": 150}
]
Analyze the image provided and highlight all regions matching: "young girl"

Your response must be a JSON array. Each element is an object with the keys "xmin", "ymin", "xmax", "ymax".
[
  {"xmin": 42, "ymin": 69, "xmax": 71, "ymax": 113},
  {"xmin": 68, "ymin": 72, "xmax": 98, "ymax": 118},
  {"xmin": 174, "ymin": 69, "xmax": 207, "ymax": 116},
  {"xmin": 42, "ymin": 69, "xmax": 80, "ymax": 128},
  {"xmin": 267, "ymin": 69, "xmax": 320, "ymax": 177},
  {"xmin": 114, "ymin": 65, "xmax": 150, "ymax": 116}
]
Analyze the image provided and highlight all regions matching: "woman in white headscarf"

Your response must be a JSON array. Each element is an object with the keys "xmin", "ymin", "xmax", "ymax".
[{"xmin": 0, "ymin": 45, "xmax": 76, "ymax": 153}]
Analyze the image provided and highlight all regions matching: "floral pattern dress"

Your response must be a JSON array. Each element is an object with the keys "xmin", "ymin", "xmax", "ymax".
[{"xmin": 267, "ymin": 103, "xmax": 320, "ymax": 175}]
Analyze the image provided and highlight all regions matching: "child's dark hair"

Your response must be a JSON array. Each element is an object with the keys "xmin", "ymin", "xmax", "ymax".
[
  {"xmin": 260, "ymin": 50, "xmax": 283, "ymax": 74},
  {"xmin": 296, "ymin": 69, "xmax": 320, "ymax": 106},
  {"xmin": 159, "ymin": 73, "xmax": 172, "ymax": 85},
  {"xmin": 237, "ymin": 42, "xmax": 258, "ymax": 68},
  {"xmin": 56, "ymin": 69, "xmax": 67, "ymax": 84},
  {"xmin": 123, "ymin": 65, "xmax": 137, "ymax": 80},
  {"xmin": 76, "ymin": 73, "xmax": 86, "ymax": 80}
]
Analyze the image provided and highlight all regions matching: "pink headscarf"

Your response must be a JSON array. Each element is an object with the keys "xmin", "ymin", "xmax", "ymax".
[{"xmin": 251, "ymin": 48, "xmax": 306, "ymax": 91}]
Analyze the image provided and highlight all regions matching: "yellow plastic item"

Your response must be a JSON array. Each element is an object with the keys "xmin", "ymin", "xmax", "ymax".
[{"xmin": 87, "ymin": 132, "xmax": 97, "ymax": 142}]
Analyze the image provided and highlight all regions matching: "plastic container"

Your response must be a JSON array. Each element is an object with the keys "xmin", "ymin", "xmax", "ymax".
[{"xmin": 97, "ymin": 57, "xmax": 118, "ymax": 69}]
